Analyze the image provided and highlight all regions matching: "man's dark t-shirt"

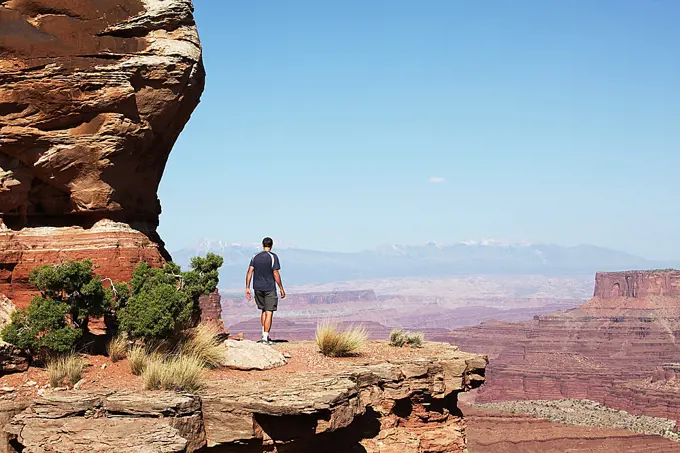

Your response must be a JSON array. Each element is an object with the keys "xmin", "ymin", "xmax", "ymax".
[{"xmin": 249, "ymin": 251, "xmax": 281, "ymax": 292}]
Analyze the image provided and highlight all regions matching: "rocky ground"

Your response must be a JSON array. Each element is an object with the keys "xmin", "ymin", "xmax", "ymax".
[
  {"xmin": 0, "ymin": 341, "xmax": 487, "ymax": 453},
  {"xmin": 0, "ymin": 341, "xmax": 473, "ymax": 397},
  {"xmin": 472, "ymin": 399, "xmax": 680, "ymax": 442},
  {"xmin": 463, "ymin": 405, "xmax": 680, "ymax": 453}
]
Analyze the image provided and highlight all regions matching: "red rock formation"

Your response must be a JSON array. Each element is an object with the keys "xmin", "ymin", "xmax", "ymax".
[
  {"xmin": 443, "ymin": 270, "xmax": 680, "ymax": 421},
  {"xmin": 0, "ymin": 0, "xmax": 203, "ymax": 308},
  {"xmin": 198, "ymin": 290, "xmax": 226, "ymax": 334},
  {"xmin": 0, "ymin": 220, "xmax": 165, "ymax": 310},
  {"xmin": 0, "ymin": 0, "xmax": 204, "ymax": 230},
  {"xmin": 595, "ymin": 270, "xmax": 680, "ymax": 299}
]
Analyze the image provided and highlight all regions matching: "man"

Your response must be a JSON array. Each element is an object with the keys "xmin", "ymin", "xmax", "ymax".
[{"xmin": 245, "ymin": 237, "xmax": 286, "ymax": 344}]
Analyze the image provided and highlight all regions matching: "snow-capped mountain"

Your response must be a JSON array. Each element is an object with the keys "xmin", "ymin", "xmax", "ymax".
[{"xmin": 171, "ymin": 240, "xmax": 680, "ymax": 289}]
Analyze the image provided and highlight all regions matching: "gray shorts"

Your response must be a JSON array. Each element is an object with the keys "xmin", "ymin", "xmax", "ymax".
[{"xmin": 254, "ymin": 290, "xmax": 278, "ymax": 312}]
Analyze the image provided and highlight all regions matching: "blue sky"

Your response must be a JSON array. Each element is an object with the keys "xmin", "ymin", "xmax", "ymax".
[{"xmin": 158, "ymin": 0, "xmax": 679, "ymax": 259}]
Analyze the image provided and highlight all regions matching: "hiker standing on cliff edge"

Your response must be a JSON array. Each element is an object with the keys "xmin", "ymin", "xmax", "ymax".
[{"xmin": 245, "ymin": 237, "xmax": 285, "ymax": 344}]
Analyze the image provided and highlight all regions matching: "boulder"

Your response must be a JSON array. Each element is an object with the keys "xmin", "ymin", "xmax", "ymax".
[
  {"xmin": 0, "ymin": 340, "xmax": 29, "ymax": 375},
  {"xmin": 221, "ymin": 340, "xmax": 287, "ymax": 371}
]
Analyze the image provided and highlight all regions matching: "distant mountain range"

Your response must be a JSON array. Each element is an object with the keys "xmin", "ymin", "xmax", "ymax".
[{"xmin": 170, "ymin": 240, "xmax": 680, "ymax": 289}]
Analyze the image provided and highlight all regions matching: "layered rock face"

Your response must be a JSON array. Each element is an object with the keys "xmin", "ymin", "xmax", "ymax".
[
  {"xmin": 0, "ymin": 0, "xmax": 204, "ymax": 307},
  {"xmin": 445, "ymin": 270, "xmax": 680, "ymax": 421},
  {"xmin": 0, "ymin": 220, "xmax": 165, "ymax": 309},
  {"xmin": 1, "ymin": 344, "xmax": 488, "ymax": 453},
  {"xmin": 0, "ymin": 0, "xmax": 204, "ymax": 229},
  {"xmin": 198, "ymin": 290, "xmax": 227, "ymax": 334},
  {"xmin": 595, "ymin": 270, "xmax": 680, "ymax": 299}
]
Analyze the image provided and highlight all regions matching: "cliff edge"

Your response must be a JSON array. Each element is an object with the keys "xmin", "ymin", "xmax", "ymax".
[{"xmin": 1, "ymin": 341, "xmax": 487, "ymax": 453}]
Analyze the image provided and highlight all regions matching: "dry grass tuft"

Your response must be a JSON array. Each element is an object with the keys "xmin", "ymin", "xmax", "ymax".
[
  {"xmin": 316, "ymin": 322, "xmax": 367, "ymax": 357},
  {"xmin": 179, "ymin": 324, "xmax": 224, "ymax": 369},
  {"xmin": 142, "ymin": 354, "xmax": 204, "ymax": 392},
  {"xmin": 141, "ymin": 354, "xmax": 164, "ymax": 389},
  {"xmin": 107, "ymin": 334, "xmax": 128, "ymax": 362},
  {"xmin": 47, "ymin": 353, "xmax": 85, "ymax": 387},
  {"xmin": 128, "ymin": 345, "xmax": 149, "ymax": 376},
  {"xmin": 389, "ymin": 329, "xmax": 424, "ymax": 348}
]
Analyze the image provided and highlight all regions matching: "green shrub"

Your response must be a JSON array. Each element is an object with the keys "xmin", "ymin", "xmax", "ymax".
[
  {"xmin": 1, "ymin": 297, "xmax": 82, "ymax": 354},
  {"xmin": 389, "ymin": 329, "xmax": 424, "ymax": 348},
  {"xmin": 119, "ymin": 255, "xmax": 224, "ymax": 342},
  {"xmin": 30, "ymin": 259, "xmax": 111, "ymax": 331},
  {"xmin": 118, "ymin": 279, "xmax": 193, "ymax": 341},
  {"xmin": 316, "ymin": 322, "xmax": 367, "ymax": 357},
  {"xmin": 182, "ymin": 253, "xmax": 224, "ymax": 302}
]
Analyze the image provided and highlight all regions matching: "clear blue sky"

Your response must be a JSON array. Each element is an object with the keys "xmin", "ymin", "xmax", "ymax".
[{"xmin": 158, "ymin": 0, "xmax": 679, "ymax": 259}]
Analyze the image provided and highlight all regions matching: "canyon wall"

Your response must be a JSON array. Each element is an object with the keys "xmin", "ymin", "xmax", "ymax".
[
  {"xmin": 0, "ymin": 0, "xmax": 204, "ymax": 308},
  {"xmin": 595, "ymin": 270, "xmax": 680, "ymax": 299},
  {"xmin": 445, "ymin": 270, "xmax": 680, "ymax": 421}
]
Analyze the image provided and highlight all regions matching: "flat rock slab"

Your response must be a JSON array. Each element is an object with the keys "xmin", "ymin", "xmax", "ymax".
[
  {"xmin": 11, "ymin": 417, "xmax": 187, "ymax": 453},
  {"xmin": 5, "ymin": 391, "xmax": 204, "ymax": 453},
  {"xmin": 222, "ymin": 340, "xmax": 287, "ymax": 371}
]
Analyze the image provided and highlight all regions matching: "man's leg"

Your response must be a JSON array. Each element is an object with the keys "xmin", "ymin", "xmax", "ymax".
[
  {"xmin": 260, "ymin": 311, "xmax": 266, "ymax": 340},
  {"xmin": 263, "ymin": 311, "xmax": 273, "ymax": 335}
]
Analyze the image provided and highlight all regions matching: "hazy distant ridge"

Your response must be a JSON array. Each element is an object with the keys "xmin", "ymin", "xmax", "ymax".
[{"xmin": 171, "ymin": 241, "xmax": 680, "ymax": 289}]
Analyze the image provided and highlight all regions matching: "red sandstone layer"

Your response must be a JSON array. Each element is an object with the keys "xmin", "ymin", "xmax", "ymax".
[
  {"xmin": 0, "ymin": 220, "xmax": 165, "ymax": 309},
  {"xmin": 595, "ymin": 270, "xmax": 680, "ymax": 300}
]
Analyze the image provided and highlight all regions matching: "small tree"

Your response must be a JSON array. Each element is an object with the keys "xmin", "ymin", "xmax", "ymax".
[
  {"xmin": 118, "ymin": 254, "xmax": 223, "ymax": 342},
  {"xmin": 183, "ymin": 253, "xmax": 224, "ymax": 299},
  {"xmin": 1, "ymin": 296, "xmax": 82, "ymax": 355},
  {"xmin": 2, "ymin": 259, "xmax": 114, "ymax": 355},
  {"xmin": 30, "ymin": 259, "xmax": 111, "ymax": 332},
  {"xmin": 118, "ymin": 273, "xmax": 193, "ymax": 341}
]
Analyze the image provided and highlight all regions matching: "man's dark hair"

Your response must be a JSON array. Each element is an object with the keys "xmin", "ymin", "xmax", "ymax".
[{"xmin": 262, "ymin": 237, "xmax": 274, "ymax": 248}]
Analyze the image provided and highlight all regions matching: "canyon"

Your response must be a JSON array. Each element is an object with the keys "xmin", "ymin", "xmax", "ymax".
[
  {"xmin": 446, "ymin": 270, "xmax": 680, "ymax": 423},
  {"xmin": 221, "ymin": 275, "xmax": 589, "ymax": 340},
  {"xmin": 0, "ymin": 0, "xmax": 204, "ymax": 309}
]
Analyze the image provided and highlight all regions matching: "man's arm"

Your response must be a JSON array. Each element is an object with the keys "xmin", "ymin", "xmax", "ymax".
[
  {"xmin": 273, "ymin": 270, "xmax": 285, "ymax": 298},
  {"xmin": 245, "ymin": 266, "xmax": 254, "ymax": 300}
]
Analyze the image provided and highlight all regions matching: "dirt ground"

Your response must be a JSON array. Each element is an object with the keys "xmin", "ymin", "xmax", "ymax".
[{"xmin": 0, "ymin": 340, "xmax": 449, "ymax": 398}]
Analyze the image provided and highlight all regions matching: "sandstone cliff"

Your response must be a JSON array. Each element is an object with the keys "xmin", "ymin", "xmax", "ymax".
[
  {"xmin": 0, "ymin": 0, "xmax": 204, "ymax": 308},
  {"xmin": 595, "ymin": 270, "xmax": 680, "ymax": 299},
  {"xmin": 0, "ymin": 0, "xmax": 203, "ymax": 230}
]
